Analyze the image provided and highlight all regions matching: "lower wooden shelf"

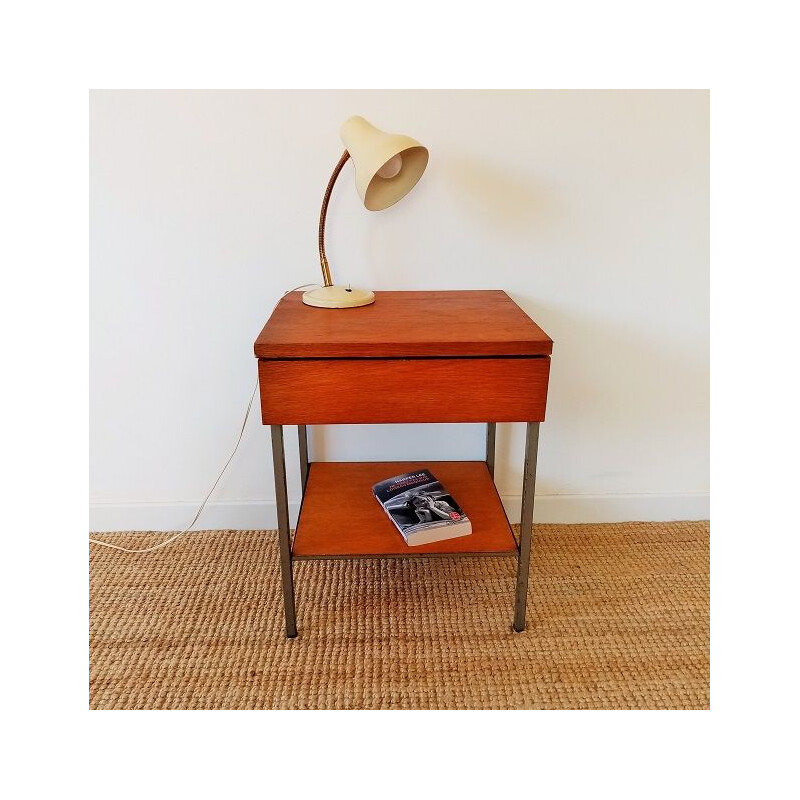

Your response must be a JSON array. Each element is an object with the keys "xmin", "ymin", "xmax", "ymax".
[{"xmin": 292, "ymin": 460, "xmax": 518, "ymax": 559}]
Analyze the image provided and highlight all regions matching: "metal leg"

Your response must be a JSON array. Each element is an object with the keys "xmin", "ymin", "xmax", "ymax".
[
  {"xmin": 271, "ymin": 425, "xmax": 297, "ymax": 638},
  {"xmin": 298, "ymin": 424, "xmax": 309, "ymax": 494},
  {"xmin": 485, "ymin": 422, "xmax": 496, "ymax": 479},
  {"xmin": 513, "ymin": 422, "xmax": 540, "ymax": 632}
]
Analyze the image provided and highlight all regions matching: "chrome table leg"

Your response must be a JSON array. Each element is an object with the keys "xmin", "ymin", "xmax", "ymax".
[
  {"xmin": 485, "ymin": 422, "xmax": 497, "ymax": 479},
  {"xmin": 513, "ymin": 422, "xmax": 540, "ymax": 632},
  {"xmin": 298, "ymin": 424, "xmax": 309, "ymax": 495},
  {"xmin": 271, "ymin": 425, "xmax": 297, "ymax": 638}
]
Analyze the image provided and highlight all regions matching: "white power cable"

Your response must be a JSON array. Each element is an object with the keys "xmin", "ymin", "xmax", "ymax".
[{"xmin": 89, "ymin": 283, "xmax": 320, "ymax": 554}]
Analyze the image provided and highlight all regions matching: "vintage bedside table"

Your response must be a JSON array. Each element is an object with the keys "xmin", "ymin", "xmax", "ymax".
[{"xmin": 254, "ymin": 290, "xmax": 553, "ymax": 637}]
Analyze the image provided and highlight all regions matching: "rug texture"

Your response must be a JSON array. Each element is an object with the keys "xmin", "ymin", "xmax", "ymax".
[{"xmin": 89, "ymin": 522, "xmax": 709, "ymax": 710}]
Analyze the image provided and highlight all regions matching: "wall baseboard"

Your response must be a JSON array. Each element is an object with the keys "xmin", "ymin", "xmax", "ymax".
[{"xmin": 90, "ymin": 493, "xmax": 709, "ymax": 532}]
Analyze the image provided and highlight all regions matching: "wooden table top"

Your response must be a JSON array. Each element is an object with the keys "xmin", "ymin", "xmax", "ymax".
[{"xmin": 254, "ymin": 290, "xmax": 552, "ymax": 359}]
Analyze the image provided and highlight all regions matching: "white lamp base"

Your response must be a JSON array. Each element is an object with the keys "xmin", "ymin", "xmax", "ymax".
[{"xmin": 302, "ymin": 285, "xmax": 376, "ymax": 308}]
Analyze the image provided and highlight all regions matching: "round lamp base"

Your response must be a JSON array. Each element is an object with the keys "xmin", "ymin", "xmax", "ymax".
[{"xmin": 302, "ymin": 285, "xmax": 376, "ymax": 308}]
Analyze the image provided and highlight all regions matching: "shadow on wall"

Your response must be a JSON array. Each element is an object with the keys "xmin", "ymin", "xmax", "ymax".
[
  {"xmin": 360, "ymin": 152, "xmax": 559, "ymax": 290},
  {"xmin": 500, "ymin": 295, "xmax": 709, "ymax": 496},
  {"xmin": 440, "ymin": 154, "xmax": 559, "ymax": 235}
]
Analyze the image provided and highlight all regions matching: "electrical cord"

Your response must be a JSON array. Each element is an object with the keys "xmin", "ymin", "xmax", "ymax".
[{"xmin": 88, "ymin": 283, "xmax": 320, "ymax": 553}]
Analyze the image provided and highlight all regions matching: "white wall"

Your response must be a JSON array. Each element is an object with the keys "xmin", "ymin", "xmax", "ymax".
[{"xmin": 90, "ymin": 90, "xmax": 709, "ymax": 530}]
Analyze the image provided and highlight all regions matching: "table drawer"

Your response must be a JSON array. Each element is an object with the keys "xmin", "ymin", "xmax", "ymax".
[{"xmin": 258, "ymin": 357, "xmax": 550, "ymax": 424}]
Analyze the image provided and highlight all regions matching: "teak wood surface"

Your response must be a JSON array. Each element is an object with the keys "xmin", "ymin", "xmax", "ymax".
[
  {"xmin": 259, "ymin": 356, "xmax": 550, "ymax": 424},
  {"xmin": 254, "ymin": 290, "xmax": 553, "ymax": 359},
  {"xmin": 292, "ymin": 461, "xmax": 518, "ymax": 558}
]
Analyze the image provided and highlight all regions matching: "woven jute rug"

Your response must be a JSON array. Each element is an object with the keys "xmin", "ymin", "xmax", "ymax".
[{"xmin": 89, "ymin": 521, "xmax": 709, "ymax": 710}]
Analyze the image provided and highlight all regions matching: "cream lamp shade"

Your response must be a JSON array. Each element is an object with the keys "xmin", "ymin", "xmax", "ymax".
[
  {"xmin": 339, "ymin": 116, "xmax": 429, "ymax": 212},
  {"xmin": 302, "ymin": 116, "xmax": 429, "ymax": 308}
]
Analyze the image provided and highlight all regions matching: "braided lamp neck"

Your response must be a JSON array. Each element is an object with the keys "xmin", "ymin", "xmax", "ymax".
[{"xmin": 318, "ymin": 150, "xmax": 351, "ymax": 287}]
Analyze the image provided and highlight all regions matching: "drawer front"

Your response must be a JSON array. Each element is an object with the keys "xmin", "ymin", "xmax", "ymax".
[{"xmin": 258, "ymin": 357, "xmax": 550, "ymax": 424}]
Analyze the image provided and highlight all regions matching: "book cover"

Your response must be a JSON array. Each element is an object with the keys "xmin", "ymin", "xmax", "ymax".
[{"xmin": 372, "ymin": 469, "xmax": 472, "ymax": 546}]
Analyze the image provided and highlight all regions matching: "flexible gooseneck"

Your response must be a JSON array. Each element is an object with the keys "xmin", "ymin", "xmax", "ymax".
[{"xmin": 318, "ymin": 150, "xmax": 351, "ymax": 288}]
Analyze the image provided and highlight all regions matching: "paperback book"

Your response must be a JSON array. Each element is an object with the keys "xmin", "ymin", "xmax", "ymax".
[{"xmin": 372, "ymin": 469, "xmax": 472, "ymax": 546}]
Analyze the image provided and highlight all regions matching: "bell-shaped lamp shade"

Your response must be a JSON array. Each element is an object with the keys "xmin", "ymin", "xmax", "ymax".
[{"xmin": 340, "ymin": 116, "xmax": 429, "ymax": 211}]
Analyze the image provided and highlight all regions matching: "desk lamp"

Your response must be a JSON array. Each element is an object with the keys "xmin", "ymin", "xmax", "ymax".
[{"xmin": 302, "ymin": 115, "xmax": 429, "ymax": 308}]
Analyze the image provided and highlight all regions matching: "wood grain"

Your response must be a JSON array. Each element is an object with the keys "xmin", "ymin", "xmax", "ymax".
[
  {"xmin": 258, "ymin": 356, "xmax": 550, "ymax": 424},
  {"xmin": 254, "ymin": 290, "xmax": 553, "ymax": 358},
  {"xmin": 292, "ymin": 461, "xmax": 518, "ymax": 558}
]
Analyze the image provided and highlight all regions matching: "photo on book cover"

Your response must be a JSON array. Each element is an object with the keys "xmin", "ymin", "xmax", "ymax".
[
  {"xmin": 385, "ymin": 483, "xmax": 463, "ymax": 531},
  {"xmin": 372, "ymin": 470, "xmax": 470, "ymax": 539}
]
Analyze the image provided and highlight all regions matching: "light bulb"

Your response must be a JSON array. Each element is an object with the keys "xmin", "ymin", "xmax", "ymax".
[{"xmin": 377, "ymin": 154, "xmax": 403, "ymax": 179}]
